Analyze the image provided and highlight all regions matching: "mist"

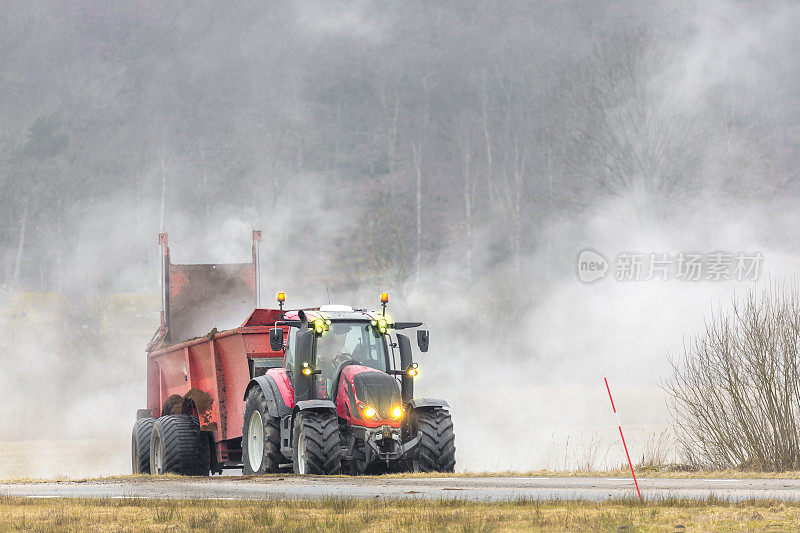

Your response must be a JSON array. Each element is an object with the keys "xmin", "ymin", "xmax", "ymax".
[{"xmin": 2, "ymin": 1, "xmax": 799, "ymax": 477}]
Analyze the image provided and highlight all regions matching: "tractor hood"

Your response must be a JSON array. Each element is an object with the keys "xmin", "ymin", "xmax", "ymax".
[
  {"xmin": 337, "ymin": 366, "xmax": 402, "ymax": 427},
  {"xmin": 353, "ymin": 371, "xmax": 401, "ymax": 419}
]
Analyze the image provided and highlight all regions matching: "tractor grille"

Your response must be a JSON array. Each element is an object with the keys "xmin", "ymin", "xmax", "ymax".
[{"xmin": 353, "ymin": 372, "xmax": 401, "ymax": 420}]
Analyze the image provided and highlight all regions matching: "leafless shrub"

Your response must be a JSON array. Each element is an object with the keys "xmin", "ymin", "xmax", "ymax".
[{"xmin": 665, "ymin": 282, "xmax": 800, "ymax": 471}]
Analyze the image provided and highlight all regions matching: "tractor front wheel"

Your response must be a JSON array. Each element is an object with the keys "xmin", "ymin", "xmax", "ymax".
[
  {"xmin": 292, "ymin": 411, "xmax": 342, "ymax": 475},
  {"xmin": 413, "ymin": 408, "xmax": 456, "ymax": 472},
  {"xmin": 149, "ymin": 415, "xmax": 210, "ymax": 476},
  {"xmin": 131, "ymin": 417, "xmax": 155, "ymax": 474},
  {"xmin": 242, "ymin": 387, "xmax": 281, "ymax": 474}
]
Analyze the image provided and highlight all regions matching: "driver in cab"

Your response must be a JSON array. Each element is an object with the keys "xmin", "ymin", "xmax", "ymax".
[{"xmin": 315, "ymin": 322, "xmax": 381, "ymax": 398}]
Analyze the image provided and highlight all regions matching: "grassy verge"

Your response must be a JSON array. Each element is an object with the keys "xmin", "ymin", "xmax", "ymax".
[{"xmin": 0, "ymin": 495, "xmax": 797, "ymax": 531}]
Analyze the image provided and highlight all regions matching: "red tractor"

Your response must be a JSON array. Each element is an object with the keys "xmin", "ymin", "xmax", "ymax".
[{"xmin": 132, "ymin": 232, "xmax": 455, "ymax": 475}]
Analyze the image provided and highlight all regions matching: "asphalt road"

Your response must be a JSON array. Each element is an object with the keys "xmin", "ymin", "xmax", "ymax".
[{"xmin": 4, "ymin": 476, "xmax": 800, "ymax": 502}]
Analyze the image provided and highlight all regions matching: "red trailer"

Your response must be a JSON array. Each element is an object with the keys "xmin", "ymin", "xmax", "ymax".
[{"xmin": 132, "ymin": 232, "xmax": 455, "ymax": 475}]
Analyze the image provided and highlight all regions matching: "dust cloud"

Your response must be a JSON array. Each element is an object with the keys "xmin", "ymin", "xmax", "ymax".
[{"xmin": 1, "ymin": 1, "xmax": 799, "ymax": 477}]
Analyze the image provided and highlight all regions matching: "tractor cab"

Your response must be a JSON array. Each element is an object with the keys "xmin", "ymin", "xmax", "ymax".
[
  {"xmin": 282, "ymin": 307, "xmax": 389, "ymax": 389},
  {"xmin": 281, "ymin": 308, "xmax": 407, "ymax": 439}
]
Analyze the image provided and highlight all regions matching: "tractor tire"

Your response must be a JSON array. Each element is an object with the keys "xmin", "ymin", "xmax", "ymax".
[
  {"xmin": 131, "ymin": 417, "xmax": 155, "ymax": 474},
  {"xmin": 242, "ymin": 387, "xmax": 281, "ymax": 474},
  {"xmin": 292, "ymin": 411, "xmax": 342, "ymax": 475},
  {"xmin": 149, "ymin": 415, "xmax": 210, "ymax": 476},
  {"xmin": 413, "ymin": 408, "xmax": 456, "ymax": 472}
]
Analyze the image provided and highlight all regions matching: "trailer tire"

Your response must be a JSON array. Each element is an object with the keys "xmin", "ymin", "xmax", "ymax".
[
  {"xmin": 150, "ymin": 415, "xmax": 210, "ymax": 476},
  {"xmin": 131, "ymin": 417, "xmax": 155, "ymax": 474},
  {"xmin": 242, "ymin": 387, "xmax": 281, "ymax": 474},
  {"xmin": 292, "ymin": 411, "xmax": 342, "ymax": 475},
  {"xmin": 413, "ymin": 408, "xmax": 456, "ymax": 472}
]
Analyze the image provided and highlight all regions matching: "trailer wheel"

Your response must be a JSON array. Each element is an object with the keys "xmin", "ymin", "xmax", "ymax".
[
  {"xmin": 292, "ymin": 411, "xmax": 342, "ymax": 475},
  {"xmin": 131, "ymin": 417, "xmax": 155, "ymax": 474},
  {"xmin": 413, "ymin": 408, "xmax": 456, "ymax": 472},
  {"xmin": 242, "ymin": 387, "xmax": 281, "ymax": 474},
  {"xmin": 149, "ymin": 415, "xmax": 210, "ymax": 476}
]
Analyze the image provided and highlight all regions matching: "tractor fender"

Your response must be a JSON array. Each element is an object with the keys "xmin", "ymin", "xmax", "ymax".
[
  {"xmin": 295, "ymin": 399, "xmax": 337, "ymax": 413},
  {"xmin": 244, "ymin": 375, "xmax": 292, "ymax": 418},
  {"xmin": 289, "ymin": 399, "xmax": 338, "ymax": 444},
  {"xmin": 407, "ymin": 398, "xmax": 450, "ymax": 410}
]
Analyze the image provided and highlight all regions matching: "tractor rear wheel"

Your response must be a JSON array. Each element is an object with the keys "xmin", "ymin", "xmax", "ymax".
[
  {"xmin": 242, "ymin": 387, "xmax": 281, "ymax": 474},
  {"xmin": 131, "ymin": 417, "xmax": 155, "ymax": 474},
  {"xmin": 292, "ymin": 411, "xmax": 342, "ymax": 475},
  {"xmin": 413, "ymin": 408, "xmax": 456, "ymax": 472},
  {"xmin": 149, "ymin": 415, "xmax": 210, "ymax": 476}
]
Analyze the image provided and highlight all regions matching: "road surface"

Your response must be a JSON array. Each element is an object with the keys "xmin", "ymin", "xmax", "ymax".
[{"xmin": 4, "ymin": 476, "xmax": 800, "ymax": 502}]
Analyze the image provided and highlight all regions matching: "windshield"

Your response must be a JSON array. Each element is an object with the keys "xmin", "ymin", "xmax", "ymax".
[{"xmin": 316, "ymin": 321, "xmax": 387, "ymax": 387}]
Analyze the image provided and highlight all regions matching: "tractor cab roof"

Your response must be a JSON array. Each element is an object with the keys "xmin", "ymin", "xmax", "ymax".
[{"xmin": 283, "ymin": 307, "xmax": 379, "ymax": 323}]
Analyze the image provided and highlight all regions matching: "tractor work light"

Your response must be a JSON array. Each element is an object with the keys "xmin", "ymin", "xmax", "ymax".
[
  {"xmin": 314, "ymin": 318, "xmax": 325, "ymax": 334},
  {"xmin": 277, "ymin": 292, "xmax": 286, "ymax": 316},
  {"xmin": 370, "ymin": 319, "xmax": 377, "ymax": 326},
  {"xmin": 302, "ymin": 362, "xmax": 314, "ymax": 376},
  {"xmin": 391, "ymin": 406, "xmax": 403, "ymax": 420},
  {"xmin": 407, "ymin": 363, "xmax": 419, "ymax": 378},
  {"xmin": 377, "ymin": 317, "xmax": 388, "ymax": 334}
]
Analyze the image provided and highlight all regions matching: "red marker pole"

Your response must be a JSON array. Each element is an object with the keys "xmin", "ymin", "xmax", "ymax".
[{"xmin": 604, "ymin": 377, "xmax": 642, "ymax": 502}]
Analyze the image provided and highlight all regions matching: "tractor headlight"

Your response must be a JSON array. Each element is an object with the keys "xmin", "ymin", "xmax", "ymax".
[
  {"xmin": 391, "ymin": 406, "xmax": 403, "ymax": 420},
  {"xmin": 359, "ymin": 402, "xmax": 379, "ymax": 420}
]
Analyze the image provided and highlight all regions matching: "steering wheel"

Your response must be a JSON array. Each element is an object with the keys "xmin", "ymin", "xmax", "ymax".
[{"xmin": 332, "ymin": 352, "xmax": 353, "ymax": 368}]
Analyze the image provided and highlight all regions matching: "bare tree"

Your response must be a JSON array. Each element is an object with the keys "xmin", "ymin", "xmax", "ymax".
[
  {"xmin": 449, "ymin": 111, "xmax": 480, "ymax": 278},
  {"xmin": 665, "ymin": 283, "xmax": 800, "ymax": 471},
  {"xmin": 410, "ymin": 73, "xmax": 433, "ymax": 278},
  {"xmin": 557, "ymin": 31, "xmax": 705, "ymax": 218}
]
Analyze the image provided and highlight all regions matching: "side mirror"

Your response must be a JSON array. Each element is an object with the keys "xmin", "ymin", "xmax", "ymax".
[
  {"xmin": 269, "ymin": 327, "xmax": 284, "ymax": 352},
  {"xmin": 417, "ymin": 329, "xmax": 429, "ymax": 352}
]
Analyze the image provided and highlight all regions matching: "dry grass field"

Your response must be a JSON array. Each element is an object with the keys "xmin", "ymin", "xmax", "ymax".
[{"xmin": 0, "ymin": 495, "xmax": 798, "ymax": 531}]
